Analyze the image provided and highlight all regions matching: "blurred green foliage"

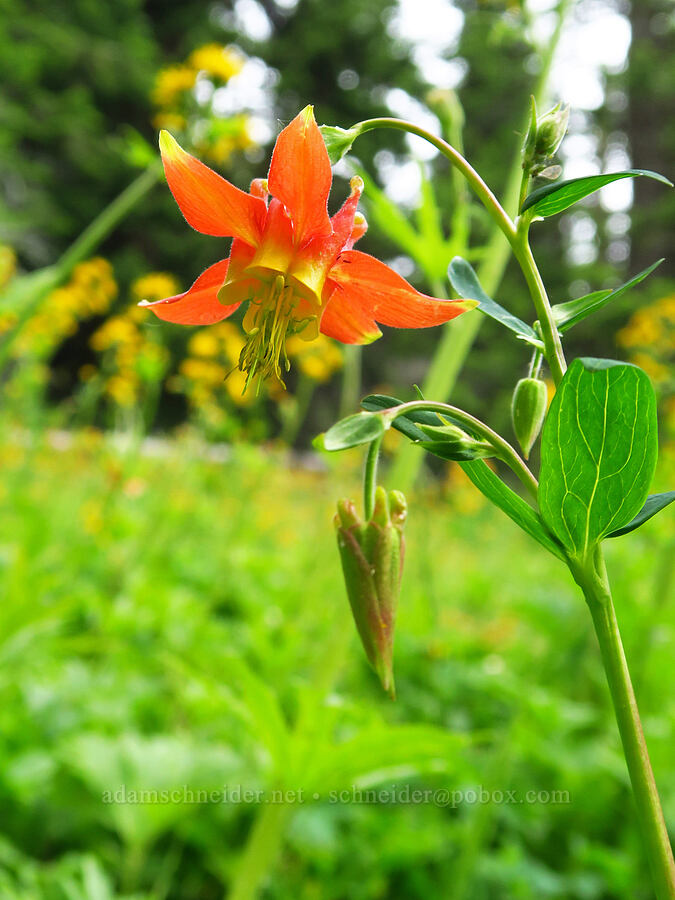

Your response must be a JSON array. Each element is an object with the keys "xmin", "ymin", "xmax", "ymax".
[
  {"xmin": 0, "ymin": 431, "xmax": 673, "ymax": 897},
  {"xmin": 0, "ymin": 0, "xmax": 673, "ymax": 895}
]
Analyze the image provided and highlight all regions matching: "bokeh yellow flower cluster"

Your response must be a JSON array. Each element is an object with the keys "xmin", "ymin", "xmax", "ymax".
[
  {"xmin": 176, "ymin": 321, "xmax": 252, "ymax": 411},
  {"xmin": 12, "ymin": 258, "xmax": 117, "ymax": 357},
  {"xmin": 285, "ymin": 334, "xmax": 343, "ymax": 384},
  {"xmin": 617, "ymin": 292, "xmax": 675, "ymax": 436},
  {"xmin": 151, "ymin": 43, "xmax": 253, "ymax": 165},
  {"xmin": 86, "ymin": 272, "xmax": 176, "ymax": 408},
  {"xmin": 0, "ymin": 244, "xmax": 17, "ymax": 288}
]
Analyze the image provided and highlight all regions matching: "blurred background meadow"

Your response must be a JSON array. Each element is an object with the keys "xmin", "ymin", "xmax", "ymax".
[{"xmin": 0, "ymin": 0, "xmax": 673, "ymax": 897}]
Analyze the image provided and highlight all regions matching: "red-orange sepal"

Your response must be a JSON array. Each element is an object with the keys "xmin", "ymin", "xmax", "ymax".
[
  {"xmin": 268, "ymin": 106, "xmax": 332, "ymax": 246},
  {"xmin": 329, "ymin": 250, "xmax": 478, "ymax": 328},
  {"xmin": 140, "ymin": 260, "xmax": 240, "ymax": 325},
  {"xmin": 159, "ymin": 132, "xmax": 266, "ymax": 246}
]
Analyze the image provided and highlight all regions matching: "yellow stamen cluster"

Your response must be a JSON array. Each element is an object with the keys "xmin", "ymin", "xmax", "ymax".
[{"xmin": 239, "ymin": 276, "xmax": 314, "ymax": 391}]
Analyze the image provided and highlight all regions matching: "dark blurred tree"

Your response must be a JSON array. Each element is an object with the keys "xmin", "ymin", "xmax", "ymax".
[{"xmin": 624, "ymin": 0, "xmax": 674, "ymax": 276}]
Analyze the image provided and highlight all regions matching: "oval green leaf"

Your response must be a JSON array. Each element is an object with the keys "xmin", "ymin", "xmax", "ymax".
[
  {"xmin": 538, "ymin": 358, "xmax": 658, "ymax": 557},
  {"xmin": 320, "ymin": 412, "xmax": 385, "ymax": 451},
  {"xmin": 521, "ymin": 169, "xmax": 672, "ymax": 218}
]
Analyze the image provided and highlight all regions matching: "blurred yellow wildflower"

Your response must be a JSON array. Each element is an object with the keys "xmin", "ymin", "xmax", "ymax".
[
  {"xmin": 0, "ymin": 245, "xmax": 17, "ymax": 287},
  {"xmin": 189, "ymin": 43, "xmax": 244, "ymax": 81},
  {"xmin": 132, "ymin": 272, "xmax": 181, "ymax": 304},
  {"xmin": 152, "ymin": 65, "xmax": 197, "ymax": 108},
  {"xmin": 15, "ymin": 258, "xmax": 116, "ymax": 357},
  {"xmin": 617, "ymin": 291, "xmax": 674, "ymax": 442},
  {"xmin": 285, "ymin": 334, "xmax": 343, "ymax": 383},
  {"xmin": 151, "ymin": 43, "xmax": 255, "ymax": 166}
]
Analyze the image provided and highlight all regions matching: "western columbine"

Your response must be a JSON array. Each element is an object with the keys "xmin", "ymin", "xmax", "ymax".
[{"xmin": 141, "ymin": 106, "xmax": 476, "ymax": 388}]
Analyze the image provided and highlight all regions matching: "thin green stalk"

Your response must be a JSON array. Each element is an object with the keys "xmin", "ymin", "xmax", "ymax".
[
  {"xmin": 0, "ymin": 160, "xmax": 162, "ymax": 372},
  {"xmin": 358, "ymin": 117, "xmax": 567, "ymax": 384},
  {"xmin": 389, "ymin": 0, "xmax": 570, "ymax": 490},
  {"xmin": 363, "ymin": 434, "xmax": 383, "ymax": 519},
  {"xmin": 513, "ymin": 222, "xmax": 567, "ymax": 384},
  {"xmin": 227, "ymin": 801, "xmax": 293, "ymax": 900},
  {"xmin": 339, "ymin": 344, "xmax": 362, "ymax": 419},
  {"xmin": 227, "ymin": 602, "xmax": 353, "ymax": 900},
  {"xmin": 571, "ymin": 551, "xmax": 675, "ymax": 900},
  {"xmin": 383, "ymin": 399, "xmax": 538, "ymax": 501},
  {"xmin": 56, "ymin": 160, "xmax": 162, "ymax": 275},
  {"xmin": 357, "ymin": 118, "xmax": 517, "ymax": 245}
]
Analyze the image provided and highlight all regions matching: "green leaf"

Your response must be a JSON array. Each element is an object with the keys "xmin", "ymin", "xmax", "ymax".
[
  {"xmin": 306, "ymin": 725, "xmax": 466, "ymax": 794},
  {"xmin": 521, "ymin": 169, "xmax": 672, "ymax": 217},
  {"xmin": 552, "ymin": 260, "xmax": 664, "ymax": 332},
  {"xmin": 448, "ymin": 257, "xmax": 540, "ymax": 344},
  {"xmin": 606, "ymin": 491, "xmax": 675, "ymax": 538},
  {"xmin": 459, "ymin": 460, "xmax": 566, "ymax": 560},
  {"xmin": 538, "ymin": 358, "xmax": 658, "ymax": 556},
  {"xmin": 357, "ymin": 169, "xmax": 450, "ymax": 283},
  {"xmin": 319, "ymin": 413, "xmax": 385, "ymax": 451}
]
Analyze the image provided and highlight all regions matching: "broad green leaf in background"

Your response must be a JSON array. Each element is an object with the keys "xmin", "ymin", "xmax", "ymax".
[
  {"xmin": 357, "ymin": 169, "xmax": 453, "ymax": 284},
  {"xmin": 319, "ymin": 412, "xmax": 385, "ymax": 451},
  {"xmin": 305, "ymin": 725, "xmax": 467, "ymax": 795},
  {"xmin": 552, "ymin": 259, "xmax": 664, "ymax": 333},
  {"xmin": 459, "ymin": 460, "xmax": 566, "ymax": 560},
  {"xmin": 538, "ymin": 359, "xmax": 658, "ymax": 556},
  {"xmin": 521, "ymin": 169, "xmax": 672, "ymax": 218},
  {"xmin": 448, "ymin": 257, "xmax": 540, "ymax": 345},
  {"xmin": 606, "ymin": 491, "xmax": 675, "ymax": 538}
]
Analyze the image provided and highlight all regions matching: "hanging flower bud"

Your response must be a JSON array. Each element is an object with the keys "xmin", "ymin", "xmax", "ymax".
[
  {"xmin": 334, "ymin": 487, "xmax": 407, "ymax": 698},
  {"xmin": 511, "ymin": 377, "xmax": 548, "ymax": 458}
]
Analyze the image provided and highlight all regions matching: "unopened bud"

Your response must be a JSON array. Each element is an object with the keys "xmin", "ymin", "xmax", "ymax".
[
  {"xmin": 511, "ymin": 377, "xmax": 548, "ymax": 458},
  {"xmin": 522, "ymin": 99, "xmax": 569, "ymax": 178},
  {"xmin": 417, "ymin": 422, "xmax": 496, "ymax": 461},
  {"xmin": 334, "ymin": 487, "xmax": 407, "ymax": 697}
]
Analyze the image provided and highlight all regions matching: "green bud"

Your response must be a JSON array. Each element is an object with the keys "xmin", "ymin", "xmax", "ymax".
[
  {"xmin": 416, "ymin": 422, "xmax": 496, "ymax": 461},
  {"xmin": 334, "ymin": 487, "xmax": 407, "ymax": 697},
  {"xmin": 522, "ymin": 100, "xmax": 569, "ymax": 177},
  {"xmin": 511, "ymin": 377, "xmax": 548, "ymax": 458}
]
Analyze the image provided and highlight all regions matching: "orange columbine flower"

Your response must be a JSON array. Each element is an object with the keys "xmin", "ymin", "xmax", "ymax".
[{"xmin": 142, "ymin": 106, "xmax": 476, "ymax": 388}]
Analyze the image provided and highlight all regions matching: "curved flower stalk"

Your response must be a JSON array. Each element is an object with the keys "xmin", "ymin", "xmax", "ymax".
[{"xmin": 141, "ymin": 106, "xmax": 476, "ymax": 390}]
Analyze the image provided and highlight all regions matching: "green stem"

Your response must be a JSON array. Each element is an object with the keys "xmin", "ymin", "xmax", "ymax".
[
  {"xmin": 384, "ymin": 400, "xmax": 538, "ymax": 502},
  {"xmin": 339, "ymin": 344, "xmax": 362, "ymax": 419},
  {"xmin": 512, "ymin": 222, "xmax": 567, "ymax": 384},
  {"xmin": 56, "ymin": 160, "xmax": 162, "ymax": 275},
  {"xmin": 357, "ymin": 118, "xmax": 517, "ymax": 245},
  {"xmin": 388, "ymin": 1, "xmax": 570, "ymax": 491},
  {"xmin": 0, "ymin": 161, "xmax": 162, "ymax": 372},
  {"xmin": 363, "ymin": 435, "xmax": 382, "ymax": 519},
  {"xmin": 571, "ymin": 551, "xmax": 675, "ymax": 900},
  {"xmin": 227, "ymin": 801, "xmax": 293, "ymax": 900}
]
